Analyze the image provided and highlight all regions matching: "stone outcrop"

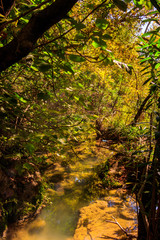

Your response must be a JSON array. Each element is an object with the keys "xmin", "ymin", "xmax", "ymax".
[{"xmin": 74, "ymin": 190, "xmax": 137, "ymax": 240}]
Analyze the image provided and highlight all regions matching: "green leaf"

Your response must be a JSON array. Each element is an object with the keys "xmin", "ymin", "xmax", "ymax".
[
  {"xmin": 61, "ymin": 63, "xmax": 74, "ymax": 74},
  {"xmin": 149, "ymin": 35, "xmax": 156, "ymax": 44},
  {"xmin": 38, "ymin": 63, "xmax": 52, "ymax": 72},
  {"xmin": 92, "ymin": 40, "xmax": 100, "ymax": 48},
  {"xmin": 138, "ymin": 36, "xmax": 147, "ymax": 44},
  {"xmin": 155, "ymin": 63, "xmax": 160, "ymax": 69},
  {"xmin": 102, "ymin": 34, "xmax": 112, "ymax": 40},
  {"xmin": 25, "ymin": 143, "xmax": 35, "ymax": 154},
  {"xmin": 77, "ymin": 83, "xmax": 84, "ymax": 88},
  {"xmin": 23, "ymin": 163, "xmax": 34, "ymax": 171},
  {"xmin": 31, "ymin": 66, "xmax": 39, "ymax": 71},
  {"xmin": 146, "ymin": 10, "xmax": 158, "ymax": 15},
  {"xmin": 69, "ymin": 18, "xmax": 86, "ymax": 30},
  {"xmin": 95, "ymin": 19, "xmax": 109, "ymax": 30},
  {"xmin": 142, "ymin": 18, "xmax": 159, "ymax": 24},
  {"xmin": 69, "ymin": 54, "xmax": 86, "ymax": 62},
  {"xmin": 87, "ymin": 4, "xmax": 96, "ymax": 9},
  {"xmin": 92, "ymin": 31, "xmax": 102, "ymax": 37},
  {"xmin": 21, "ymin": 17, "xmax": 29, "ymax": 24},
  {"xmin": 74, "ymin": 22, "xmax": 86, "ymax": 30},
  {"xmin": 133, "ymin": 0, "xmax": 143, "ymax": 8},
  {"xmin": 155, "ymin": 52, "xmax": 160, "ymax": 57},
  {"xmin": 127, "ymin": 65, "xmax": 133, "ymax": 75},
  {"xmin": 143, "ymin": 77, "xmax": 152, "ymax": 85},
  {"xmin": 15, "ymin": 93, "xmax": 27, "ymax": 103},
  {"xmin": 144, "ymin": 0, "xmax": 152, "ymax": 9},
  {"xmin": 142, "ymin": 32, "xmax": 153, "ymax": 37},
  {"xmin": 74, "ymin": 96, "xmax": 79, "ymax": 101},
  {"xmin": 103, "ymin": 58, "xmax": 113, "ymax": 66},
  {"xmin": 140, "ymin": 57, "xmax": 152, "ymax": 63},
  {"xmin": 75, "ymin": 33, "xmax": 86, "ymax": 40},
  {"xmin": 113, "ymin": 0, "xmax": 128, "ymax": 11},
  {"xmin": 92, "ymin": 37, "xmax": 107, "ymax": 49}
]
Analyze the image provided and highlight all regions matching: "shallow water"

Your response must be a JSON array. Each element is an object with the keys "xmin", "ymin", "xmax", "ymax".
[{"xmin": 12, "ymin": 149, "xmax": 137, "ymax": 240}]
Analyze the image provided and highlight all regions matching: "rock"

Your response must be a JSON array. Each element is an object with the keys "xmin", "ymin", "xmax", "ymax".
[{"xmin": 74, "ymin": 192, "xmax": 137, "ymax": 240}]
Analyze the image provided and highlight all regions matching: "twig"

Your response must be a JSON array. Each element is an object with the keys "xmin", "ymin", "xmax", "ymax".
[
  {"xmin": 87, "ymin": 229, "xmax": 94, "ymax": 240},
  {"xmin": 70, "ymin": 146, "xmax": 83, "ymax": 161},
  {"xmin": 105, "ymin": 216, "xmax": 137, "ymax": 239},
  {"xmin": 0, "ymin": 0, "xmax": 4, "ymax": 14},
  {"xmin": 58, "ymin": 119, "xmax": 84, "ymax": 128},
  {"xmin": 99, "ymin": 236, "xmax": 119, "ymax": 240}
]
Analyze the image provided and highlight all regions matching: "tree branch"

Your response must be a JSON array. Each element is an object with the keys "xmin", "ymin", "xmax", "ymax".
[
  {"xmin": 130, "ymin": 93, "xmax": 152, "ymax": 126},
  {"xmin": 106, "ymin": 216, "xmax": 137, "ymax": 239},
  {"xmin": 0, "ymin": 0, "xmax": 52, "ymax": 33},
  {"xmin": 150, "ymin": 0, "xmax": 160, "ymax": 13},
  {"xmin": 0, "ymin": 0, "xmax": 78, "ymax": 73},
  {"xmin": 0, "ymin": 0, "xmax": 15, "ymax": 16},
  {"xmin": 36, "ymin": 0, "xmax": 108, "ymax": 49}
]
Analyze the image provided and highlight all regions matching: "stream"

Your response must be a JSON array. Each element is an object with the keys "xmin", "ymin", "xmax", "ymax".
[{"xmin": 11, "ymin": 146, "xmax": 137, "ymax": 240}]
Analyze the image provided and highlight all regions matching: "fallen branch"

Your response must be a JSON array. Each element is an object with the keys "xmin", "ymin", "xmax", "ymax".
[
  {"xmin": 87, "ymin": 229, "xmax": 94, "ymax": 240},
  {"xmin": 105, "ymin": 216, "xmax": 137, "ymax": 239}
]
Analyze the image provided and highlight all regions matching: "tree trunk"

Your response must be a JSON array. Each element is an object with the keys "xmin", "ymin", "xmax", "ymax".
[
  {"xmin": 137, "ymin": 212, "xmax": 147, "ymax": 240},
  {"xmin": 0, "ymin": 0, "xmax": 78, "ymax": 73},
  {"xmin": 131, "ymin": 94, "xmax": 152, "ymax": 126}
]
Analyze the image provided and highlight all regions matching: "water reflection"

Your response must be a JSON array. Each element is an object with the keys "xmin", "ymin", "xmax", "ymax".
[{"xmin": 108, "ymin": 200, "xmax": 116, "ymax": 207}]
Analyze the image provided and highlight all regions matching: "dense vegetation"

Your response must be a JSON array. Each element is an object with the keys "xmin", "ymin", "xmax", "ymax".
[{"xmin": 0, "ymin": 0, "xmax": 160, "ymax": 239}]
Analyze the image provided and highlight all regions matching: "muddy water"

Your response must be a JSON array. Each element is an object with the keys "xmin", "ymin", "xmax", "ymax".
[{"xmin": 12, "ymin": 150, "xmax": 137, "ymax": 240}]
